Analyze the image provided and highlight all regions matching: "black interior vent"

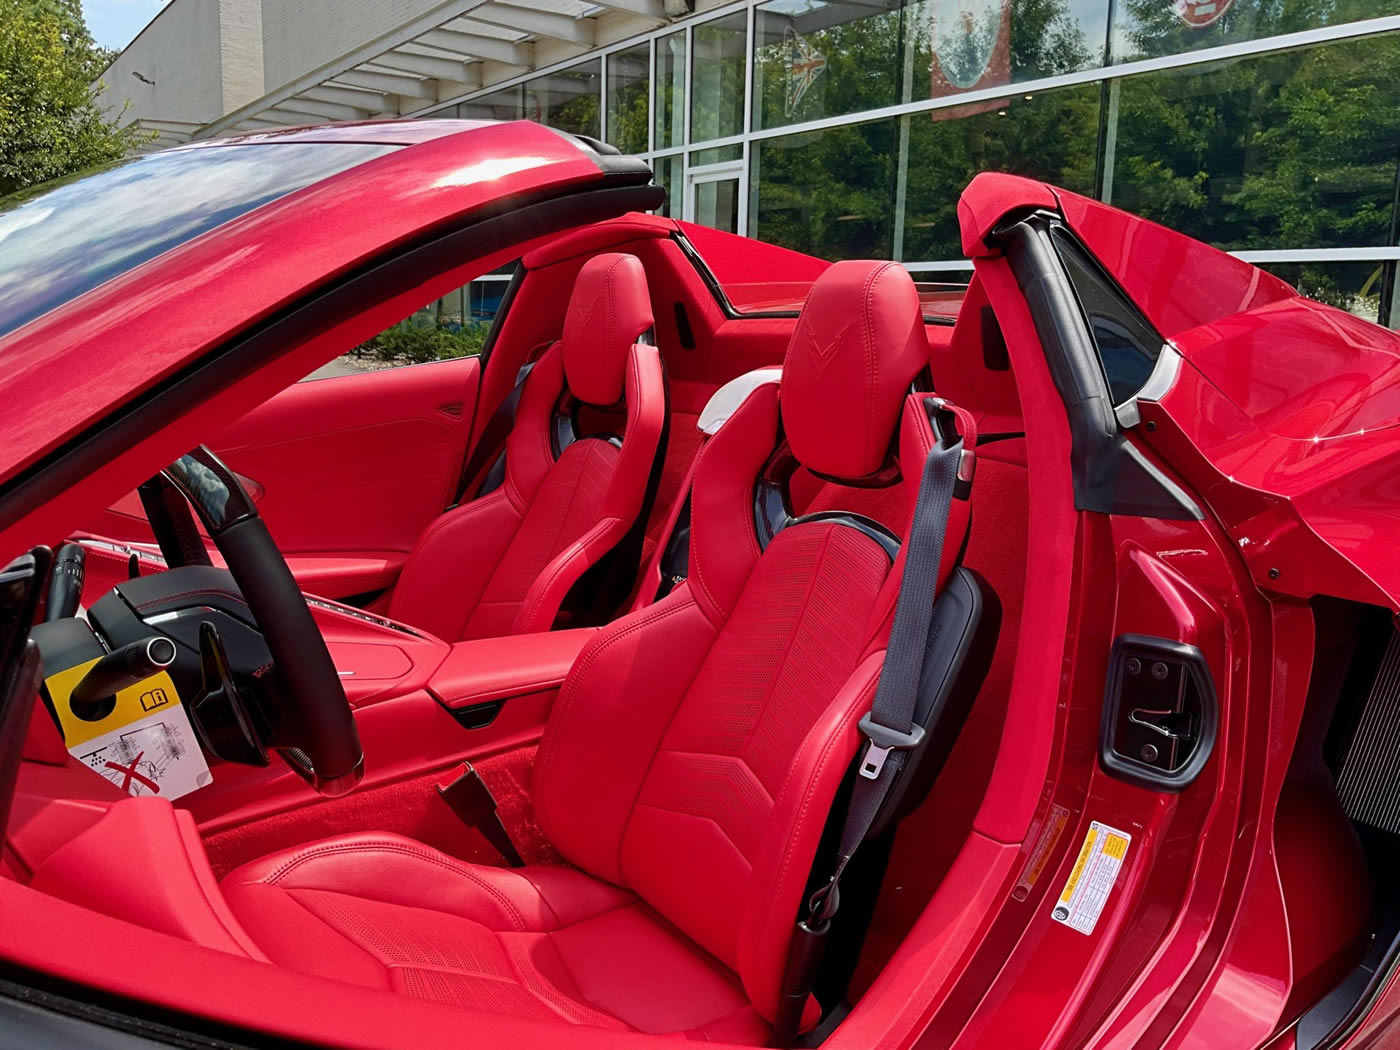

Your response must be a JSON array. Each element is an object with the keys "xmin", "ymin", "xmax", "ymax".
[{"xmin": 1336, "ymin": 625, "xmax": 1400, "ymax": 833}]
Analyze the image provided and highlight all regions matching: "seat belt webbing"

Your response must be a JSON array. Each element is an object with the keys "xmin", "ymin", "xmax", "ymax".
[
  {"xmin": 454, "ymin": 358, "xmax": 538, "ymax": 504},
  {"xmin": 769, "ymin": 430, "xmax": 962, "ymax": 1048}
]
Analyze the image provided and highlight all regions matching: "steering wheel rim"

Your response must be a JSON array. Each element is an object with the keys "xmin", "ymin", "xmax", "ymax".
[{"xmin": 159, "ymin": 446, "xmax": 364, "ymax": 796}]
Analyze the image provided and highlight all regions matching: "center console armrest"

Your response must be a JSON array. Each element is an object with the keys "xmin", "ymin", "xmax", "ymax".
[{"xmin": 429, "ymin": 629, "xmax": 597, "ymax": 709}]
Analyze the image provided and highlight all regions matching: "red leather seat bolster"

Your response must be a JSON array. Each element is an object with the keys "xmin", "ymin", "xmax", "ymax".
[
  {"xmin": 684, "ymin": 383, "xmax": 776, "ymax": 624},
  {"xmin": 389, "ymin": 334, "xmax": 665, "ymax": 642},
  {"xmin": 385, "ymin": 486, "xmax": 526, "ymax": 642},
  {"xmin": 510, "ymin": 342, "xmax": 665, "ymax": 635},
  {"xmin": 386, "ymin": 350, "xmax": 570, "ymax": 640}
]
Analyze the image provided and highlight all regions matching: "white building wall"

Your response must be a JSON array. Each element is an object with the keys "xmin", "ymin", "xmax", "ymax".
[
  {"xmin": 95, "ymin": 0, "xmax": 264, "ymax": 131},
  {"xmin": 259, "ymin": 0, "xmax": 440, "ymax": 91},
  {"xmin": 219, "ymin": 0, "xmax": 266, "ymax": 114}
]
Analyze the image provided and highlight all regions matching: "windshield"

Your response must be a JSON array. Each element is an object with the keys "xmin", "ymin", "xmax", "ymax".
[{"xmin": 0, "ymin": 142, "xmax": 398, "ymax": 341}]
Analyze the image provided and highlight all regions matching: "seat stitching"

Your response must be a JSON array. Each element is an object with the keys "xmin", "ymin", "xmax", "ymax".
[
  {"xmin": 630, "ymin": 801, "xmax": 760, "ymax": 867},
  {"xmin": 537, "ymin": 596, "xmax": 698, "ymax": 810},
  {"xmin": 262, "ymin": 841, "xmax": 528, "ymax": 931},
  {"xmin": 739, "ymin": 527, "xmax": 836, "ymax": 762},
  {"xmin": 518, "ymin": 516, "xmax": 622, "ymax": 631},
  {"xmin": 274, "ymin": 888, "xmax": 393, "ymax": 988},
  {"xmin": 862, "ymin": 264, "xmax": 888, "ymax": 473},
  {"xmin": 492, "ymin": 931, "xmax": 589, "ymax": 1026},
  {"xmin": 652, "ymin": 748, "xmax": 777, "ymax": 806}
]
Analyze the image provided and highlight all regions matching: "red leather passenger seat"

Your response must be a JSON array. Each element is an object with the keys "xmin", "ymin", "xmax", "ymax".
[
  {"xmin": 222, "ymin": 261, "xmax": 963, "ymax": 1041},
  {"xmin": 386, "ymin": 253, "xmax": 666, "ymax": 641}
]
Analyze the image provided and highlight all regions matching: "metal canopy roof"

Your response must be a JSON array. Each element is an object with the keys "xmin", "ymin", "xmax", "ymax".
[{"xmin": 187, "ymin": 0, "xmax": 675, "ymax": 143}]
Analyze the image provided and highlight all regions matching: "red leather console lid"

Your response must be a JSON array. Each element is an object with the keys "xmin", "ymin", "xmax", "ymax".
[{"xmin": 428, "ymin": 628, "xmax": 597, "ymax": 709}]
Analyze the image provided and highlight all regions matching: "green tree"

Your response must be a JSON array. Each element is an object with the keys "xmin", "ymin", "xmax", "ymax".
[
  {"xmin": 752, "ymin": 0, "xmax": 1100, "ymax": 260},
  {"xmin": 1111, "ymin": 32, "xmax": 1400, "ymax": 250},
  {"xmin": 0, "ymin": 0, "xmax": 143, "ymax": 195}
]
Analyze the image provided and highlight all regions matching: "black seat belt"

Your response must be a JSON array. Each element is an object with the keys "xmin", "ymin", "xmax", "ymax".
[
  {"xmin": 770, "ymin": 427, "xmax": 964, "ymax": 1048},
  {"xmin": 454, "ymin": 359, "xmax": 538, "ymax": 504}
]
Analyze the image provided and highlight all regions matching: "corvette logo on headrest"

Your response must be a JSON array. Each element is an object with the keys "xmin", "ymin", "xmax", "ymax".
[
  {"xmin": 573, "ymin": 296, "xmax": 601, "ymax": 332},
  {"xmin": 807, "ymin": 323, "xmax": 849, "ymax": 377}
]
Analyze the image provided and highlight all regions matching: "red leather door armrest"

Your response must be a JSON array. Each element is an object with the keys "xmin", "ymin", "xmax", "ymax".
[{"xmin": 428, "ymin": 628, "xmax": 597, "ymax": 708}]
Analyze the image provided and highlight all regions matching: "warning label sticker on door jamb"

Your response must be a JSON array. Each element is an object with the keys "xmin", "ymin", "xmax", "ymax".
[{"xmin": 1050, "ymin": 820, "xmax": 1131, "ymax": 935}]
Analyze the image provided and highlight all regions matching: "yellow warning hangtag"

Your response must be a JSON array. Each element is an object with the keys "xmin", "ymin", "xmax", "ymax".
[{"xmin": 45, "ymin": 659, "xmax": 212, "ymax": 800}]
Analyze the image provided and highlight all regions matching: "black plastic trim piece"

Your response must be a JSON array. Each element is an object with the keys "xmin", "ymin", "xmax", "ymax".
[
  {"xmin": 1099, "ymin": 633, "xmax": 1219, "ymax": 792},
  {"xmin": 995, "ymin": 215, "xmax": 1201, "ymax": 520},
  {"xmin": 1296, "ymin": 906, "xmax": 1400, "ymax": 1050},
  {"xmin": 980, "ymin": 304, "xmax": 1010, "ymax": 371},
  {"xmin": 447, "ymin": 699, "xmax": 506, "ymax": 730},
  {"xmin": 866, "ymin": 567, "xmax": 1001, "ymax": 837},
  {"xmin": 474, "ymin": 260, "xmax": 524, "ymax": 375},
  {"xmin": 787, "ymin": 512, "xmax": 900, "ymax": 561},
  {"xmin": 0, "ymin": 971, "xmax": 270, "ymax": 1049},
  {"xmin": 752, "ymin": 451, "xmax": 901, "ymax": 562},
  {"xmin": 0, "ymin": 551, "xmax": 46, "ymax": 844},
  {"xmin": 673, "ymin": 302, "xmax": 696, "ymax": 349},
  {"xmin": 0, "ymin": 182, "xmax": 664, "ymax": 532}
]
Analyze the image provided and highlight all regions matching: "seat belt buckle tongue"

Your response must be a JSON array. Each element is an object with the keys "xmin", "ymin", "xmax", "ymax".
[{"xmin": 857, "ymin": 712, "xmax": 925, "ymax": 780}]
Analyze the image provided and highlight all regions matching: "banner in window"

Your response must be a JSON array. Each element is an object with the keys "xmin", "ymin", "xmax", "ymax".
[{"xmin": 929, "ymin": 0, "xmax": 1011, "ymax": 120}]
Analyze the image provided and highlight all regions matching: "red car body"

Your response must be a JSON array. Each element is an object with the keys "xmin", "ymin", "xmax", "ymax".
[{"xmin": 0, "ymin": 119, "xmax": 1397, "ymax": 1049}]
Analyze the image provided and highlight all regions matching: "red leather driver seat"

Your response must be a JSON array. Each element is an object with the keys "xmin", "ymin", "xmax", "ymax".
[
  {"xmin": 385, "ymin": 252, "xmax": 666, "ymax": 641},
  {"xmin": 221, "ymin": 261, "xmax": 968, "ymax": 1042}
]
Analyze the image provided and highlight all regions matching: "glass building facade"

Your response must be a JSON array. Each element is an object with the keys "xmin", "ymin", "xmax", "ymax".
[{"xmin": 424, "ymin": 0, "xmax": 1400, "ymax": 327}]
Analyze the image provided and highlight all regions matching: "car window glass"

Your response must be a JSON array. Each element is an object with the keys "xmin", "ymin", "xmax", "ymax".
[
  {"xmin": 1050, "ymin": 226, "xmax": 1163, "ymax": 405},
  {"xmin": 304, "ymin": 264, "xmax": 519, "ymax": 381},
  {"xmin": 0, "ymin": 143, "xmax": 398, "ymax": 342}
]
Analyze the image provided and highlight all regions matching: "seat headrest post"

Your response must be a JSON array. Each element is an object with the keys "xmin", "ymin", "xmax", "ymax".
[
  {"xmin": 780, "ymin": 261, "xmax": 929, "ymax": 481},
  {"xmin": 562, "ymin": 253, "xmax": 654, "ymax": 406}
]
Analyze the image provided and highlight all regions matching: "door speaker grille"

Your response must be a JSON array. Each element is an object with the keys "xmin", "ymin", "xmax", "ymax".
[{"xmin": 1336, "ymin": 626, "xmax": 1400, "ymax": 833}]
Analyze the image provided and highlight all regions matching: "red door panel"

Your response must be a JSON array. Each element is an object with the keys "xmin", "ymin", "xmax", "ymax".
[{"xmin": 87, "ymin": 357, "xmax": 480, "ymax": 599}]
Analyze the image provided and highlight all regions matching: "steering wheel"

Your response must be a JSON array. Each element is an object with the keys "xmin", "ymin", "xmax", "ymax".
[{"xmin": 149, "ymin": 446, "xmax": 363, "ymax": 797}]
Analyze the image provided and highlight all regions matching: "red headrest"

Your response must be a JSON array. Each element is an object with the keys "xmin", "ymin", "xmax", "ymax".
[
  {"xmin": 562, "ymin": 253, "xmax": 654, "ymax": 406},
  {"xmin": 780, "ymin": 261, "xmax": 929, "ymax": 480}
]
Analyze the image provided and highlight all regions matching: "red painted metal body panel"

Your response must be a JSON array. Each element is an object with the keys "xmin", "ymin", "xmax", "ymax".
[
  {"xmin": 1054, "ymin": 186, "xmax": 1297, "ymax": 339},
  {"xmin": 959, "ymin": 173, "xmax": 1400, "ymax": 610}
]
